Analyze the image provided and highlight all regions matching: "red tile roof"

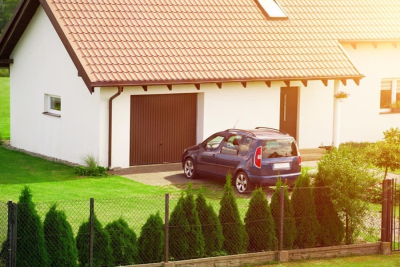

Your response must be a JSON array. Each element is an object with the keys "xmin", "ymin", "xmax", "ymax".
[{"xmin": 2, "ymin": 0, "xmax": 400, "ymax": 90}]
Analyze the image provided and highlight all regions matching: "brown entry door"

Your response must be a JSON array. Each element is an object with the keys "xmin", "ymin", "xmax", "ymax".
[
  {"xmin": 130, "ymin": 93, "xmax": 197, "ymax": 165},
  {"xmin": 280, "ymin": 87, "xmax": 298, "ymax": 140}
]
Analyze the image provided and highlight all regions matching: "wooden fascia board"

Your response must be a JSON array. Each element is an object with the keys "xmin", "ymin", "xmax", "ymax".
[
  {"xmin": 92, "ymin": 76, "xmax": 365, "ymax": 88},
  {"xmin": 39, "ymin": 0, "xmax": 93, "ymax": 93}
]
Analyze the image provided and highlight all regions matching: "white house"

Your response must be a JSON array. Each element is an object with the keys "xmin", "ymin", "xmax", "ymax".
[{"xmin": 0, "ymin": 0, "xmax": 399, "ymax": 169}]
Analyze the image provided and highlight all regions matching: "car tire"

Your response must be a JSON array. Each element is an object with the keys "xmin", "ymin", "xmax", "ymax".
[
  {"xmin": 184, "ymin": 158, "xmax": 198, "ymax": 179},
  {"xmin": 235, "ymin": 171, "xmax": 252, "ymax": 194}
]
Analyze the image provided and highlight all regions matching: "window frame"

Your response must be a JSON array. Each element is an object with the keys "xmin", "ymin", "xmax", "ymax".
[
  {"xmin": 380, "ymin": 78, "xmax": 400, "ymax": 113},
  {"xmin": 44, "ymin": 94, "xmax": 61, "ymax": 117}
]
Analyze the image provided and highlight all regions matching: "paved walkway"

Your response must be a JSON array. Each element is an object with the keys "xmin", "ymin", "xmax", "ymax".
[{"xmin": 111, "ymin": 160, "xmax": 400, "ymax": 187}]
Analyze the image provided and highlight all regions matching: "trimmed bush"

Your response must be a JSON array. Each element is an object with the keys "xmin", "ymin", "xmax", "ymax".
[
  {"xmin": 138, "ymin": 212, "xmax": 164, "ymax": 263},
  {"xmin": 43, "ymin": 204, "xmax": 77, "ymax": 267},
  {"xmin": 196, "ymin": 189, "xmax": 223, "ymax": 256},
  {"xmin": 169, "ymin": 193, "xmax": 190, "ymax": 260},
  {"xmin": 291, "ymin": 171, "xmax": 320, "ymax": 248},
  {"xmin": 314, "ymin": 176, "xmax": 344, "ymax": 246},
  {"xmin": 245, "ymin": 187, "xmax": 277, "ymax": 252},
  {"xmin": 182, "ymin": 185, "xmax": 205, "ymax": 259},
  {"xmin": 17, "ymin": 186, "xmax": 50, "ymax": 267},
  {"xmin": 218, "ymin": 173, "xmax": 247, "ymax": 254},
  {"xmin": 76, "ymin": 214, "xmax": 114, "ymax": 267},
  {"xmin": 105, "ymin": 218, "xmax": 140, "ymax": 266},
  {"xmin": 270, "ymin": 179, "xmax": 296, "ymax": 250}
]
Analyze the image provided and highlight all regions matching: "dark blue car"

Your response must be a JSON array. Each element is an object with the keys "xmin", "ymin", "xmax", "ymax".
[{"xmin": 182, "ymin": 128, "xmax": 301, "ymax": 193}]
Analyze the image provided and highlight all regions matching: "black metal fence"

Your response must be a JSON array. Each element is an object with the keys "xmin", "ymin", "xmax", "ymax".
[{"xmin": 0, "ymin": 184, "xmax": 389, "ymax": 267}]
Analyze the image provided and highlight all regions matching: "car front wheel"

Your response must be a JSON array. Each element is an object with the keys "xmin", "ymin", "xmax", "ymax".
[
  {"xmin": 184, "ymin": 158, "xmax": 197, "ymax": 179},
  {"xmin": 235, "ymin": 171, "xmax": 252, "ymax": 194}
]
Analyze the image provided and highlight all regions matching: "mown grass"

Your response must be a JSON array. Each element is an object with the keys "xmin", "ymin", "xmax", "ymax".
[
  {"xmin": 263, "ymin": 253, "xmax": 400, "ymax": 267},
  {"xmin": 0, "ymin": 77, "xmax": 9, "ymax": 140}
]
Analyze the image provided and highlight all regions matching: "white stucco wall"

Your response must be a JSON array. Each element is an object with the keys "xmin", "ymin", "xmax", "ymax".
[
  {"xmin": 340, "ymin": 43, "xmax": 400, "ymax": 143},
  {"xmin": 102, "ymin": 82, "xmax": 281, "ymax": 168},
  {"xmin": 10, "ymin": 7, "xmax": 101, "ymax": 165}
]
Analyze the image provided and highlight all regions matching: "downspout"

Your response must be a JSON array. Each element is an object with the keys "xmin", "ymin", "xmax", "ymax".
[{"xmin": 108, "ymin": 86, "xmax": 123, "ymax": 169}]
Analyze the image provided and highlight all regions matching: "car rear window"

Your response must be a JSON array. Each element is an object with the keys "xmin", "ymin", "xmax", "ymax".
[{"xmin": 262, "ymin": 139, "xmax": 298, "ymax": 158}]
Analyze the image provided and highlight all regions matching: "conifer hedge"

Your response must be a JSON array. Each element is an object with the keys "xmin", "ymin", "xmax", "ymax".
[
  {"xmin": 218, "ymin": 173, "xmax": 247, "ymax": 254},
  {"xmin": 138, "ymin": 212, "xmax": 164, "ymax": 263},
  {"xmin": 17, "ymin": 186, "xmax": 50, "ymax": 267},
  {"xmin": 169, "ymin": 194, "xmax": 190, "ymax": 260},
  {"xmin": 270, "ymin": 179, "xmax": 296, "ymax": 250},
  {"xmin": 291, "ymin": 171, "xmax": 320, "ymax": 248},
  {"xmin": 245, "ymin": 187, "xmax": 277, "ymax": 252},
  {"xmin": 76, "ymin": 214, "xmax": 114, "ymax": 267},
  {"xmin": 105, "ymin": 218, "xmax": 140, "ymax": 266},
  {"xmin": 314, "ymin": 175, "xmax": 344, "ymax": 246},
  {"xmin": 196, "ymin": 190, "xmax": 223, "ymax": 256},
  {"xmin": 43, "ymin": 204, "xmax": 77, "ymax": 267}
]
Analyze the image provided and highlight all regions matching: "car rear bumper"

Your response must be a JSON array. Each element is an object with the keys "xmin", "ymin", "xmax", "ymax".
[{"xmin": 248, "ymin": 172, "xmax": 301, "ymax": 186}]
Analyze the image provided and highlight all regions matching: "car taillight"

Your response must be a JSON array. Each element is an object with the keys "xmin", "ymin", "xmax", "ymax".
[
  {"xmin": 254, "ymin": 146, "xmax": 262, "ymax": 169},
  {"xmin": 299, "ymin": 155, "xmax": 302, "ymax": 165}
]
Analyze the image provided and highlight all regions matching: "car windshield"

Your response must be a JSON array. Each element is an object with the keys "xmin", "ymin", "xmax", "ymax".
[{"xmin": 262, "ymin": 139, "xmax": 298, "ymax": 158}]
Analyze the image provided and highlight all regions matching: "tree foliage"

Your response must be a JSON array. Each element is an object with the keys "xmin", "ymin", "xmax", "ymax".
[
  {"xmin": 218, "ymin": 173, "xmax": 247, "ymax": 254},
  {"xmin": 43, "ymin": 204, "xmax": 77, "ymax": 267},
  {"xmin": 318, "ymin": 147, "xmax": 378, "ymax": 244},
  {"xmin": 0, "ymin": 0, "xmax": 19, "ymax": 34},
  {"xmin": 244, "ymin": 187, "xmax": 276, "ymax": 252},
  {"xmin": 105, "ymin": 218, "xmax": 140, "ymax": 266},
  {"xmin": 196, "ymin": 188, "xmax": 223, "ymax": 256},
  {"xmin": 138, "ymin": 212, "xmax": 164, "ymax": 263},
  {"xmin": 370, "ymin": 127, "xmax": 400, "ymax": 179},
  {"xmin": 17, "ymin": 186, "xmax": 50, "ymax": 267},
  {"xmin": 76, "ymin": 214, "xmax": 114, "ymax": 267},
  {"xmin": 291, "ymin": 171, "xmax": 319, "ymax": 248},
  {"xmin": 270, "ymin": 179, "xmax": 296, "ymax": 250}
]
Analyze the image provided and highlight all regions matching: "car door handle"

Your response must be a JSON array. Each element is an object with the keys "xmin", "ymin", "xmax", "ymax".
[{"xmin": 212, "ymin": 154, "xmax": 215, "ymax": 157}]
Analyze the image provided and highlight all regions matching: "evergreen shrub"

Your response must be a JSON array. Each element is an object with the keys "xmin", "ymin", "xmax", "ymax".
[
  {"xmin": 245, "ymin": 187, "xmax": 277, "ymax": 252},
  {"xmin": 270, "ymin": 179, "xmax": 296, "ymax": 250},
  {"xmin": 76, "ymin": 214, "xmax": 114, "ymax": 267},
  {"xmin": 218, "ymin": 173, "xmax": 247, "ymax": 254},
  {"xmin": 291, "ymin": 171, "xmax": 319, "ymax": 248},
  {"xmin": 43, "ymin": 204, "xmax": 77, "ymax": 267},
  {"xmin": 17, "ymin": 186, "xmax": 50, "ymax": 267},
  {"xmin": 138, "ymin": 212, "xmax": 164, "ymax": 263},
  {"xmin": 105, "ymin": 218, "xmax": 140, "ymax": 266},
  {"xmin": 196, "ymin": 189, "xmax": 223, "ymax": 256}
]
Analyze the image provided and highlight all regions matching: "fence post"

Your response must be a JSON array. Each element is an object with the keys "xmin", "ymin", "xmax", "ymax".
[
  {"xmin": 89, "ymin": 198, "xmax": 94, "ymax": 267},
  {"xmin": 164, "ymin": 193, "xmax": 169, "ymax": 263},
  {"xmin": 10, "ymin": 203, "xmax": 17, "ymax": 267},
  {"xmin": 279, "ymin": 186, "xmax": 284, "ymax": 251},
  {"xmin": 381, "ymin": 179, "xmax": 392, "ymax": 243}
]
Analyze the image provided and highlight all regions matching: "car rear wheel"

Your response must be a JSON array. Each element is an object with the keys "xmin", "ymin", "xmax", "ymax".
[
  {"xmin": 235, "ymin": 171, "xmax": 252, "ymax": 194},
  {"xmin": 184, "ymin": 158, "xmax": 197, "ymax": 179}
]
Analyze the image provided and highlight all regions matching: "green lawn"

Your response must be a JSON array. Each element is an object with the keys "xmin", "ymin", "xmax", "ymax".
[
  {"xmin": 0, "ymin": 77, "xmax": 9, "ymax": 140},
  {"xmin": 264, "ymin": 253, "xmax": 400, "ymax": 267}
]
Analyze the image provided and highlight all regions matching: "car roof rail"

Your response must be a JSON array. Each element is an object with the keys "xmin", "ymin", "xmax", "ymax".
[
  {"xmin": 225, "ymin": 129, "xmax": 256, "ymax": 137},
  {"xmin": 255, "ymin": 127, "xmax": 288, "ymax": 135}
]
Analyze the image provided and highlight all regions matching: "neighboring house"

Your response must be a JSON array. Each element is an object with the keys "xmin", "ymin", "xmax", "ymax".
[{"xmin": 0, "ymin": 0, "xmax": 399, "ymax": 169}]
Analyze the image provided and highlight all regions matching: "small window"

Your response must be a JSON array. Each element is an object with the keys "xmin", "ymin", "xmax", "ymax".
[
  {"xmin": 380, "ymin": 79, "xmax": 400, "ymax": 110},
  {"xmin": 204, "ymin": 135, "xmax": 224, "ymax": 150},
  {"xmin": 256, "ymin": 0, "xmax": 288, "ymax": 20},
  {"xmin": 262, "ymin": 139, "xmax": 298, "ymax": 158},
  {"xmin": 44, "ymin": 94, "xmax": 61, "ymax": 116},
  {"xmin": 221, "ymin": 135, "xmax": 242, "ymax": 155}
]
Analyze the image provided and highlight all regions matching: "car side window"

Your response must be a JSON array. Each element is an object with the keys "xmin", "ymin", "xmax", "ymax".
[
  {"xmin": 238, "ymin": 136, "xmax": 253, "ymax": 156},
  {"xmin": 221, "ymin": 135, "xmax": 242, "ymax": 155},
  {"xmin": 205, "ymin": 135, "xmax": 224, "ymax": 150}
]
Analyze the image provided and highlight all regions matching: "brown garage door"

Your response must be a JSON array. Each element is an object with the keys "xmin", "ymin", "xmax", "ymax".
[{"xmin": 130, "ymin": 93, "xmax": 197, "ymax": 165}]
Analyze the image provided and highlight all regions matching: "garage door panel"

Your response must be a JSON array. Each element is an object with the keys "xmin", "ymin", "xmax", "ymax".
[{"xmin": 130, "ymin": 94, "xmax": 197, "ymax": 165}]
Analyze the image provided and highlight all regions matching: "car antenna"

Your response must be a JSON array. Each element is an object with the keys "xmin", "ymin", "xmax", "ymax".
[{"xmin": 233, "ymin": 119, "xmax": 239, "ymax": 129}]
